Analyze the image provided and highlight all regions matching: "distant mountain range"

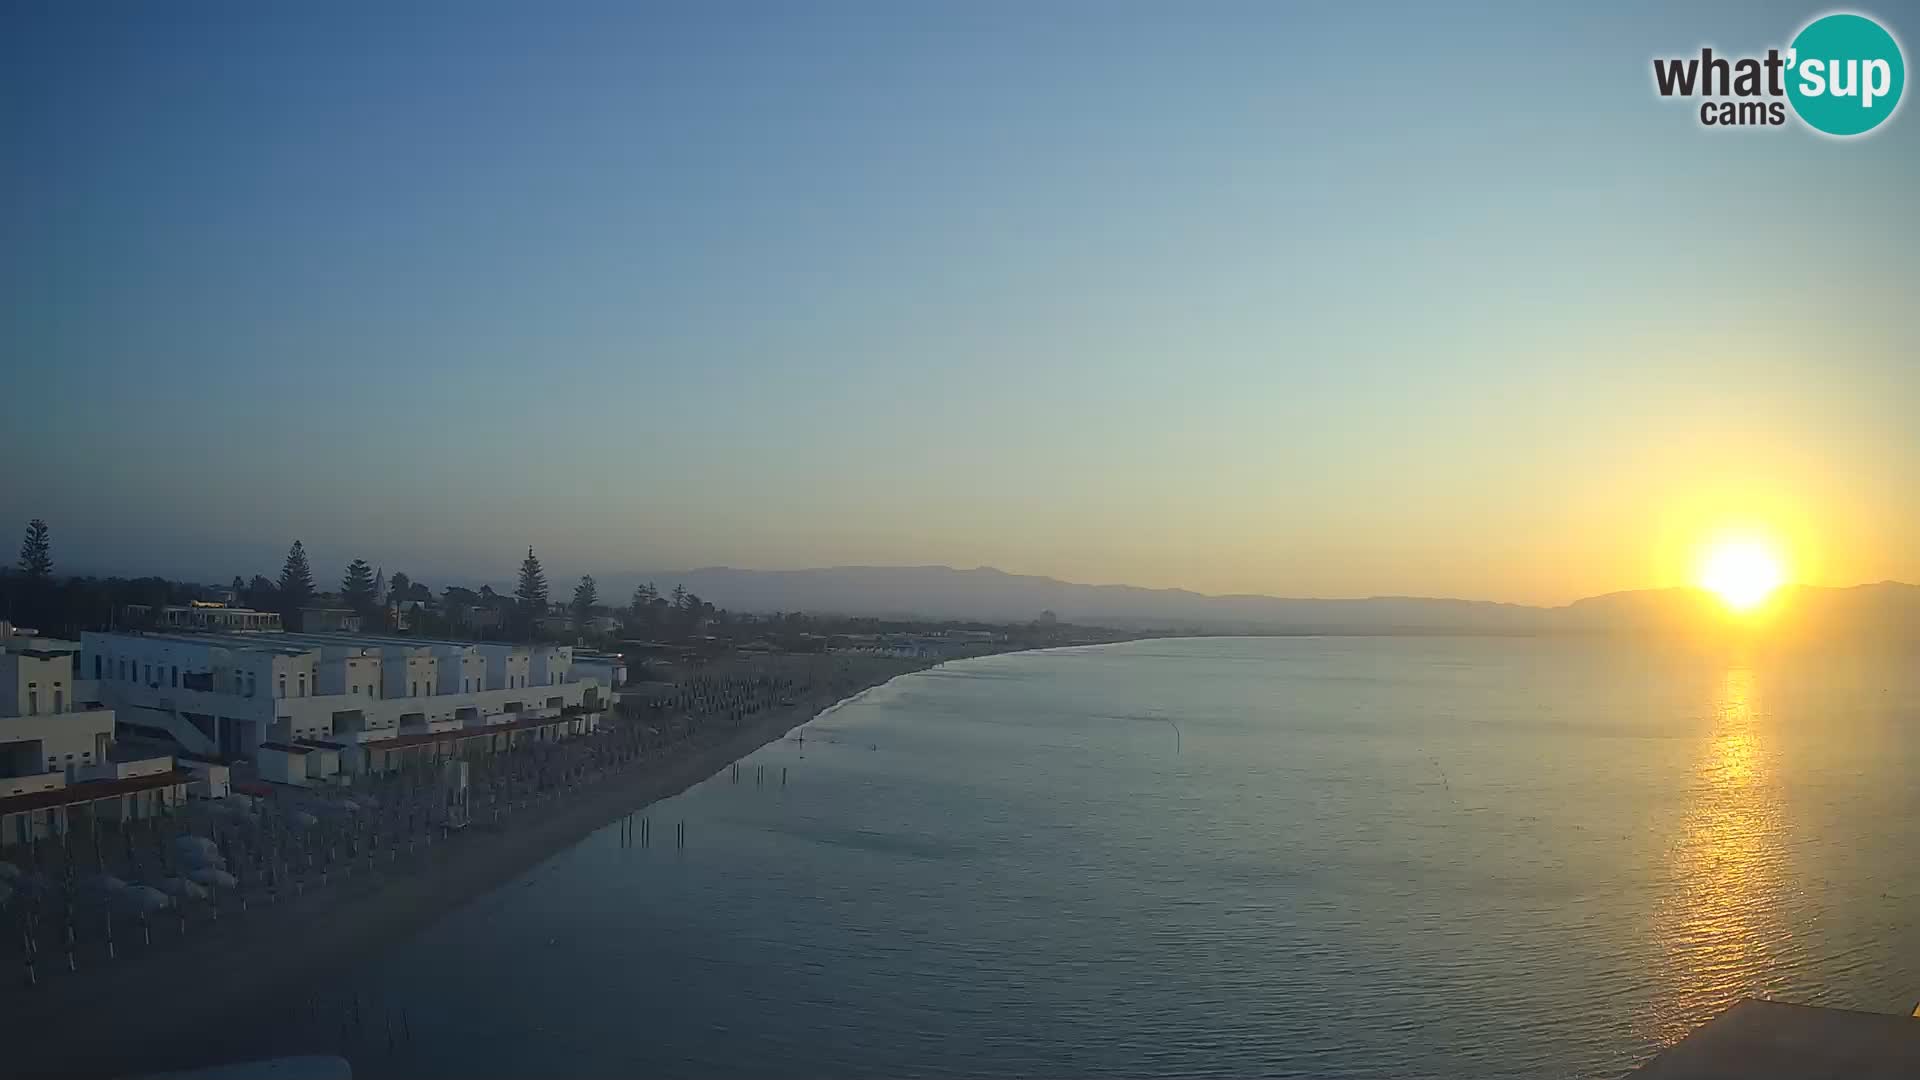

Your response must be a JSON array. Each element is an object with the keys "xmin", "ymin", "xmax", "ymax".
[{"xmin": 586, "ymin": 565, "xmax": 1919, "ymax": 636}]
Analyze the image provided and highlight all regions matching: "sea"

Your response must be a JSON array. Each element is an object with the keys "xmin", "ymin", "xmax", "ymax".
[{"xmin": 340, "ymin": 636, "xmax": 1919, "ymax": 1079}]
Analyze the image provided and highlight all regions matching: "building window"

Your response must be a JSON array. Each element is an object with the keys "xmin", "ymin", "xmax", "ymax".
[
  {"xmin": 94, "ymin": 656, "xmax": 102, "ymax": 679},
  {"xmin": 26, "ymin": 691, "xmax": 37, "ymax": 715},
  {"xmin": 171, "ymin": 667, "xmax": 179, "ymax": 688},
  {"xmin": 144, "ymin": 665, "xmax": 152, "ymax": 684},
  {"xmin": 279, "ymin": 677, "xmax": 286, "ymax": 697},
  {"xmin": 298, "ymin": 674, "xmax": 307, "ymax": 697},
  {"xmin": 411, "ymin": 682, "xmax": 418, "ymax": 697},
  {"xmin": 351, "ymin": 685, "xmax": 359, "ymax": 696}
]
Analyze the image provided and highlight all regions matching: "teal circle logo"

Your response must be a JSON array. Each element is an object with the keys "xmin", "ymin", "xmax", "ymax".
[{"xmin": 1785, "ymin": 13, "xmax": 1905, "ymax": 136}]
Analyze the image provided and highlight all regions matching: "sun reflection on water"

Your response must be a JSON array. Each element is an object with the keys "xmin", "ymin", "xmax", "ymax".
[{"xmin": 1642, "ymin": 667, "xmax": 1792, "ymax": 1046}]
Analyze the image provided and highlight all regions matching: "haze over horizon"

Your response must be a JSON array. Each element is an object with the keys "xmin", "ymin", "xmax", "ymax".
[{"xmin": 5, "ymin": 1, "xmax": 1916, "ymax": 606}]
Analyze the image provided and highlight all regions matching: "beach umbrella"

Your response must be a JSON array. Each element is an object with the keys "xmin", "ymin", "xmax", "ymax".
[
  {"xmin": 189, "ymin": 867, "xmax": 239, "ymax": 889},
  {"xmin": 82, "ymin": 873, "xmax": 129, "ymax": 897},
  {"xmin": 173, "ymin": 835, "xmax": 221, "ymax": 863},
  {"xmin": 160, "ymin": 876, "xmax": 211, "ymax": 900},
  {"xmin": 115, "ymin": 885, "xmax": 171, "ymax": 914}
]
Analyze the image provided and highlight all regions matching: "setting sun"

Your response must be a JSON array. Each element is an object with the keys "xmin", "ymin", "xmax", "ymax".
[{"xmin": 1699, "ymin": 538, "xmax": 1786, "ymax": 612}]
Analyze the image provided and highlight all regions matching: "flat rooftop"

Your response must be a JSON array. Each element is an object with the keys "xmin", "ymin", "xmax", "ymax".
[
  {"xmin": 93, "ymin": 630, "xmax": 315, "ymax": 656},
  {"xmin": 1633, "ymin": 999, "xmax": 1920, "ymax": 1079}
]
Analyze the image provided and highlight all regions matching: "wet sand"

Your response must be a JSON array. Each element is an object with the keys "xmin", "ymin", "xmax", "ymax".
[{"xmin": 6, "ymin": 655, "xmax": 928, "ymax": 1079}]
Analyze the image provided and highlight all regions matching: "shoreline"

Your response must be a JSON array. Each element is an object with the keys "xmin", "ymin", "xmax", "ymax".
[{"xmin": 6, "ymin": 655, "xmax": 933, "ymax": 1079}]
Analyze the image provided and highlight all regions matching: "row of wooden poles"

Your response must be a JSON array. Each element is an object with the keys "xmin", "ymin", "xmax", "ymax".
[
  {"xmin": 616, "ymin": 814, "xmax": 697, "ymax": 849},
  {"xmin": 730, "ymin": 761, "xmax": 788, "ymax": 787}
]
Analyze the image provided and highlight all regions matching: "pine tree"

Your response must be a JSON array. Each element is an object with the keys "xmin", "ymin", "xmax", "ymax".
[
  {"xmin": 572, "ymin": 575, "xmax": 598, "ymax": 630},
  {"xmin": 630, "ymin": 581, "xmax": 658, "ymax": 615},
  {"xmin": 342, "ymin": 559, "xmax": 377, "ymax": 615},
  {"xmin": 390, "ymin": 571, "xmax": 412, "ymax": 602},
  {"xmin": 248, "ymin": 575, "xmax": 277, "ymax": 609},
  {"xmin": 677, "ymin": 590, "xmax": 705, "ymax": 635},
  {"xmin": 17, "ymin": 518, "xmax": 52, "ymax": 578},
  {"xmin": 278, "ymin": 541, "xmax": 316, "ymax": 609},
  {"xmin": 515, "ymin": 547, "xmax": 548, "ymax": 610}
]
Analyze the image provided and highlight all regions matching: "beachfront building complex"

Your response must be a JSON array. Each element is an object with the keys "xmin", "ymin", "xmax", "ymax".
[
  {"xmin": 79, "ymin": 629, "xmax": 612, "ymax": 779},
  {"xmin": 1, "ymin": 622, "xmax": 188, "ymax": 847}
]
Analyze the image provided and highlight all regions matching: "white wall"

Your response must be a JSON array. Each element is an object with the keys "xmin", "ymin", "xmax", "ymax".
[
  {"xmin": 476, "ymin": 644, "xmax": 532, "ymax": 690},
  {"xmin": 182, "ymin": 759, "xmax": 231, "ymax": 799},
  {"xmin": 1, "ymin": 651, "xmax": 74, "ymax": 717},
  {"xmin": 256, "ymin": 746, "xmax": 309, "ymax": 786},
  {"xmin": 438, "ymin": 652, "xmax": 486, "ymax": 694},
  {"xmin": 530, "ymin": 645, "xmax": 572, "ymax": 687},
  {"xmin": 382, "ymin": 650, "xmax": 440, "ymax": 701},
  {"xmin": 317, "ymin": 653, "xmax": 384, "ymax": 698},
  {"xmin": 78, "ymin": 752, "xmax": 171, "ymax": 782},
  {"xmin": 1, "ymin": 772, "xmax": 65, "ymax": 798},
  {"xmin": 1, "ymin": 645, "xmax": 116, "ymax": 780}
]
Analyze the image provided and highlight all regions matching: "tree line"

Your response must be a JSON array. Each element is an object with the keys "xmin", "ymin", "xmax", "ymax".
[{"xmin": 4, "ymin": 520, "xmax": 722, "ymax": 646}]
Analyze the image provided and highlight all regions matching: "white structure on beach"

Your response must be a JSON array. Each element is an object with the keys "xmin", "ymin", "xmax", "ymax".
[
  {"xmin": 79, "ymin": 629, "xmax": 612, "ymax": 779},
  {"xmin": 1, "ymin": 622, "xmax": 185, "ymax": 847},
  {"xmin": 124, "ymin": 601, "xmax": 284, "ymax": 633}
]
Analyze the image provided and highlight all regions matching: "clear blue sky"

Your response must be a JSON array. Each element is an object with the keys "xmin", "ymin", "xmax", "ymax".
[{"xmin": 3, "ymin": 1, "xmax": 1914, "ymax": 602}]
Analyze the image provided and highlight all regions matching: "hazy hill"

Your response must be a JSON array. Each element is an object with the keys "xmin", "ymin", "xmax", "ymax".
[
  {"xmin": 1559, "ymin": 581, "xmax": 1920, "ymax": 637},
  {"xmin": 590, "ymin": 566, "xmax": 1919, "ymax": 636}
]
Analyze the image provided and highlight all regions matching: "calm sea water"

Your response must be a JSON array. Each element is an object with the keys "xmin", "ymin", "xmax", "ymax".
[{"xmin": 342, "ymin": 637, "xmax": 1919, "ymax": 1079}]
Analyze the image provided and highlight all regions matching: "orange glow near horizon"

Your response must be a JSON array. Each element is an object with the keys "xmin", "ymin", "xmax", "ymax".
[{"xmin": 1697, "ymin": 536, "xmax": 1787, "ymax": 613}]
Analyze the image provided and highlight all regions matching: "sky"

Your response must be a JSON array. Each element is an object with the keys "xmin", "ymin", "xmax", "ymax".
[{"xmin": 2, "ymin": 1, "xmax": 1915, "ymax": 605}]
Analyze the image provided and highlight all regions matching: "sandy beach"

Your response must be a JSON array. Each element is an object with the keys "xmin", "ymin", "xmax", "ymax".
[{"xmin": 4, "ymin": 653, "xmax": 929, "ymax": 1079}]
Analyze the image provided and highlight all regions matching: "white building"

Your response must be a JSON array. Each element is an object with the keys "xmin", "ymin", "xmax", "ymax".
[
  {"xmin": 79, "ymin": 629, "xmax": 612, "ymax": 778},
  {"xmin": 125, "ymin": 601, "xmax": 283, "ymax": 632},
  {"xmin": 2, "ymin": 623, "xmax": 184, "ymax": 847},
  {"xmin": 2, "ymin": 624, "xmax": 117, "ymax": 794}
]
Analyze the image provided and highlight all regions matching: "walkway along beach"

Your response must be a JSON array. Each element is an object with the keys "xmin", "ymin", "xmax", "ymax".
[{"xmin": 1, "ymin": 652, "xmax": 931, "ymax": 1079}]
